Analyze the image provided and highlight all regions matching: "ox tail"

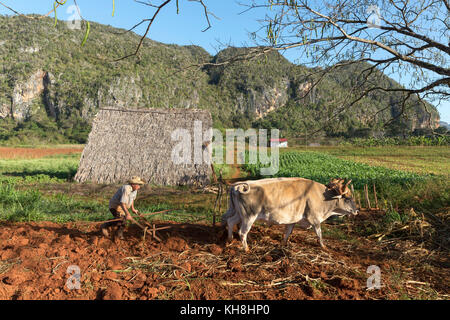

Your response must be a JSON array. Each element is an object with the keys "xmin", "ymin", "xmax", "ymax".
[
  {"xmin": 221, "ymin": 186, "xmax": 236, "ymax": 226},
  {"xmin": 220, "ymin": 184, "xmax": 246, "ymax": 226},
  {"xmin": 234, "ymin": 182, "xmax": 251, "ymax": 194}
]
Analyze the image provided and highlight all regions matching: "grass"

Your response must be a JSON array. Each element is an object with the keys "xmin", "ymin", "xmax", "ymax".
[
  {"xmin": 0, "ymin": 145, "xmax": 447, "ymax": 230},
  {"xmin": 287, "ymin": 146, "xmax": 450, "ymax": 177},
  {"xmin": 0, "ymin": 153, "xmax": 80, "ymax": 183},
  {"xmin": 0, "ymin": 181, "xmax": 213, "ymax": 224},
  {"xmin": 0, "ymin": 181, "xmax": 107, "ymax": 222}
]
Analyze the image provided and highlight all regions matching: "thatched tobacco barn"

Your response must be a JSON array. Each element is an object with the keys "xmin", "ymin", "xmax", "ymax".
[{"xmin": 75, "ymin": 108, "xmax": 213, "ymax": 186}]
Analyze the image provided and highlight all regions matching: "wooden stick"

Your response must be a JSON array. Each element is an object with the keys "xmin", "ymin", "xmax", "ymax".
[
  {"xmin": 139, "ymin": 209, "xmax": 171, "ymax": 216},
  {"xmin": 212, "ymin": 170, "xmax": 225, "ymax": 227},
  {"xmin": 357, "ymin": 192, "xmax": 361, "ymax": 209},
  {"xmin": 153, "ymin": 226, "xmax": 172, "ymax": 231},
  {"xmin": 87, "ymin": 217, "xmax": 124, "ymax": 224},
  {"xmin": 213, "ymin": 187, "xmax": 220, "ymax": 226},
  {"xmin": 131, "ymin": 211, "xmax": 155, "ymax": 231},
  {"xmin": 128, "ymin": 216, "xmax": 146, "ymax": 230},
  {"xmin": 135, "ymin": 211, "xmax": 154, "ymax": 224},
  {"xmin": 373, "ymin": 183, "xmax": 379, "ymax": 209},
  {"xmin": 364, "ymin": 184, "xmax": 371, "ymax": 209},
  {"xmin": 95, "ymin": 215, "xmax": 146, "ymax": 231},
  {"xmin": 142, "ymin": 226, "xmax": 148, "ymax": 241},
  {"xmin": 89, "ymin": 215, "xmax": 144, "ymax": 226},
  {"xmin": 217, "ymin": 182, "xmax": 223, "ymax": 225},
  {"xmin": 152, "ymin": 224, "xmax": 161, "ymax": 242}
]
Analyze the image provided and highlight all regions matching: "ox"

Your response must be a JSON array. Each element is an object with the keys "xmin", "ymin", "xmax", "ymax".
[{"xmin": 221, "ymin": 177, "xmax": 358, "ymax": 251}]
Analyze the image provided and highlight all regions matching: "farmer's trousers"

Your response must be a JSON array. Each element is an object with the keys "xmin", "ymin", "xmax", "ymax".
[{"xmin": 101, "ymin": 206, "xmax": 126, "ymax": 234}]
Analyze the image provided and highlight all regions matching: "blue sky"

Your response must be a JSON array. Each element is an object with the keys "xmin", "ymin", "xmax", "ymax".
[{"xmin": 0, "ymin": 0, "xmax": 448, "ymax": 122}]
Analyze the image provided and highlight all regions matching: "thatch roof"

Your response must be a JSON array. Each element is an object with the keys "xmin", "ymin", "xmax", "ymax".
[{"xmin": 74, "ymin": 108, "xmax": 213, "ymax": 186}]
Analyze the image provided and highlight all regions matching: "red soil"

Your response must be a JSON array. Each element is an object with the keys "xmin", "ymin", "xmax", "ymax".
[
  {"xmin": 0, "ymin": 217, "xmax": 447, "ymax": 300},
  {"xmin": 0, "ymin": 147, "xmax": 83, "ymax": 159}
]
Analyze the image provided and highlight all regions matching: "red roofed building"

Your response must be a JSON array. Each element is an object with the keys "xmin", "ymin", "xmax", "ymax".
[{"xmin": 270, "ymin": 138, "xmax": 288, "ymax": 148}]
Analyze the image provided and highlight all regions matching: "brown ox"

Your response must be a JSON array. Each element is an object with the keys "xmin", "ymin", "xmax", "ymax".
[{"xmin": 221, "ymin": 177, "xmax": 358, "ymax": 251}]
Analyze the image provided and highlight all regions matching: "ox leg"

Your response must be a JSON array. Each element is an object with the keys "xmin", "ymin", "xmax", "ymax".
[
  {"xmin": 282, "ymin": 224, "xmax": 295, "ymax": 246},
  {"xmin": 226, "ymin": 212, "xmax": 241, "ymax": 243},
  {"xmin": 238, "ymin": 215, "xmax": 257, "ymax": 252},
  {"xmin": 312, "ymin": 223, "xmax": 326, "ymax": 249}
]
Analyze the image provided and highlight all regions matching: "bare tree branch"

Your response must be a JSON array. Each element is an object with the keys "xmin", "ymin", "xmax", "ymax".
[{"xmin": 114, "ymin": 0, "xmax": 172, "ymax": 62}]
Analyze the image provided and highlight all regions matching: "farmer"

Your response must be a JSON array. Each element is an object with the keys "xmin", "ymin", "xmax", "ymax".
[{"xmin": 100, "ymin": 176, "xmax": 145, "ymax": 239}]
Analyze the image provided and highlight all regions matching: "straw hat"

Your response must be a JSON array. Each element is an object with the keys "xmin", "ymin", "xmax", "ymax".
[{"xmin": 128, "ymin": 176, "xmax": 145, "ymax": 185}]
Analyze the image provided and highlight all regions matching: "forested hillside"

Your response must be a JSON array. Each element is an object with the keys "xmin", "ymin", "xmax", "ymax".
[{"xmin": 0, "ymin": 15, "xmax": 440, "ymax": 144}]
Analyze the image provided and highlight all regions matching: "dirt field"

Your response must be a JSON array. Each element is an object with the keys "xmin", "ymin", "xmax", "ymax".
[
  {"xmin": 1, "ymin": 210, "xmax": 448, "ymax": 300},
  {"xmin": 0, "ymin": 146, "xmax": 83, "ymax": 159}
]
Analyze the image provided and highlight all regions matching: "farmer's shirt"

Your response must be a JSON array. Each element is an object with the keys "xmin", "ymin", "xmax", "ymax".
[{"xmin": 109, "ymin": 184, "xmax": 137, "ymax": 209}]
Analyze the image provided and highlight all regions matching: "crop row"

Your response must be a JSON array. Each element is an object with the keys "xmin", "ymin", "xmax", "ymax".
[{"xmin": 242, "ymin": 151, "xmax": 428, "ymax": 189}]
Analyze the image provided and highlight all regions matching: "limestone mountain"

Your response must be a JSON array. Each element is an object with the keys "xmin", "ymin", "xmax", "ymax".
[{"xmin": 0, "ymin": 15, "xmax": 440, "ymax": 144}]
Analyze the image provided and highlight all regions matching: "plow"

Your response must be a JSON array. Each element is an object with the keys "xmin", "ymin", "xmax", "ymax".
[
  {"xmin": 133, "ymin": 210, "xmax": 172, "ymax": 242},
  {"xmin": 93, "ymin": 209, "xmax": 173, "ymax": 242}
]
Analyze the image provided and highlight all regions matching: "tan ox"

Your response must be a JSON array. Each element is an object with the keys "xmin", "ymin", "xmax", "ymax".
[{"xmin": 221, "ymin": 177, "xmax": 358, "ymax": 251}]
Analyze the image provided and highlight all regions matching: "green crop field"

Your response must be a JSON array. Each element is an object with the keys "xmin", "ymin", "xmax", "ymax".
[
  {"xmin": 242, "ymin": 149, "xmax": 448, "ymax": 214},
  {"xmin": 0, "ymin": 154, "xmax": 79, "ymax": 184},
  {"xmin": 287, "ymin": 146, "xmax": 450, "ymax": 177},
  {"xmin": 0, "ymin": 146, "xmax": 448, "ymax": 224},
  {"xmin": 244, "ymin": 151, "xmax": 430, "ymax": 188}
]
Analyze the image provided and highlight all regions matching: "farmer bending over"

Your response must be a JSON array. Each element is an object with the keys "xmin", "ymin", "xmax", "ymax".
[{"xmin": 100, "ymin": 176, "xmax": 145, "ymax": 239}]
